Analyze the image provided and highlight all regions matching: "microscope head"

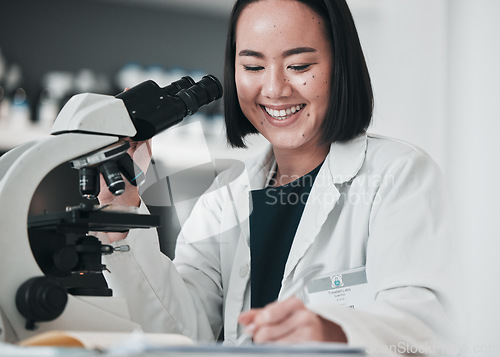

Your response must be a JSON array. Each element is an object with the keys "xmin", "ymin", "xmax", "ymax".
[{"xmin": 65, "ymin": 74, "xmax": 223, "ymax": 200}]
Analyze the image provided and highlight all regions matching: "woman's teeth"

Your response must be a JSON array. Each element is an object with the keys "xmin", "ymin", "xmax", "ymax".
[{"xmin": 264, "ymin": 104, "xmax": 305, "ymax": 120}]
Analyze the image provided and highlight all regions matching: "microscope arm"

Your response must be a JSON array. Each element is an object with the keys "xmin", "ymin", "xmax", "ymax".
[{"xmin": 0, "ymin": 93, "xmax": 145, "ymax": 342}]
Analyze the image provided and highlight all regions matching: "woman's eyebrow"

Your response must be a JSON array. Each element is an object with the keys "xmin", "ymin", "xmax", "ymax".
[
  {"xmin": 282, "ymin": 47, "xmax": 317, "ymax": 57},
  {"xmin": 238, "ymin": 47, "xmax": 317, "ymax": 59},
  {"xmin": 238, "ymin": 49, "xmax": 264, "ymax": 58}
]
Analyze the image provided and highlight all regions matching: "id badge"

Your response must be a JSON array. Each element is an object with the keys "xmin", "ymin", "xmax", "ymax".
[{"xmin": 306, "ymin": 267, "xmax": 373, "ymax": 309}]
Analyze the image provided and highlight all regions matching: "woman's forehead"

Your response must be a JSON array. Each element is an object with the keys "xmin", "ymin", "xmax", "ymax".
[{"xmin": 235, "ymin": 0, "xmax": 329, "ymax": 50}]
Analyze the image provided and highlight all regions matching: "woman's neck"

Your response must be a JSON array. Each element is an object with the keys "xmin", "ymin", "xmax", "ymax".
[{"xmin": 272, "ymin": 144, "xmax": 330, "ymax": 187}]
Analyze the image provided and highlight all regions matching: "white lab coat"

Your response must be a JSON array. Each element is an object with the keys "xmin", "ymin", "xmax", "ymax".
[{"xmin": 102, "ymin": 133, "xmax": 462, "ymax": 354}]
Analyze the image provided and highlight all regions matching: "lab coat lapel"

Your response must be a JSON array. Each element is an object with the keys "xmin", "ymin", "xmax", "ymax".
[
  {"xmin": 281, "ymin": 163, "xmax": 339, "ymax": 284},
  {"xmin": 224, "ymin": 149, "xmax": 275, "ymax": 340},
  {"xmin": 224, "ymin": 226, "xmax": 250, "ymax": 341},
  {"xmin": 281, "ymin": 133, "xmax": 368, "ymax": 286}
]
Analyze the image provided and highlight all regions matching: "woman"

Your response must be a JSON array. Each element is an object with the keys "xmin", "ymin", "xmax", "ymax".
[{"xmin": 100, "ymin": 0, "xmax": 460, "ymax": 352}]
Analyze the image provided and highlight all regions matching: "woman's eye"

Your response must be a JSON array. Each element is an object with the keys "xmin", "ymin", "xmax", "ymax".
[
  {"xmin": 288, "ymin": 64, "xmax": 312, "ymax": 72},
  {"xmin": 243, "ymin": 65, "xmax": 264, "ymax": 72}
]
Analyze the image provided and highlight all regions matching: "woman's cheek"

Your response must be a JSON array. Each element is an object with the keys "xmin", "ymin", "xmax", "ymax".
[{"xmin": 236, "ymin": 75, "xmax": 257, "ymax": 99}]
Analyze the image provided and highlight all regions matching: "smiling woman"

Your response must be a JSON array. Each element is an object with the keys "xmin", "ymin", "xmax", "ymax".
[
  {"xmin": 234, "ymin": 0, "xmax": 333, "ymax": 163},
  {"xmin": 98, "ymin": 0, "xmax": 461, "ymax": 353},
  {"xmin": 224, "ymin": 0, "xmax": 373, "ymax": 152}
]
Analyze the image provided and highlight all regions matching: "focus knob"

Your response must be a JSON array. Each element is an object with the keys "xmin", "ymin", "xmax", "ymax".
[{"xmin": 16, "ymin": 276, "xmax": 68, "ymax": 330}]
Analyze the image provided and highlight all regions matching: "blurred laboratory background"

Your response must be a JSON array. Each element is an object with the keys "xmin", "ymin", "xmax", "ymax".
[{"xmin": 1, "ymin": 0, "xmax": 499, "ymax": 355}]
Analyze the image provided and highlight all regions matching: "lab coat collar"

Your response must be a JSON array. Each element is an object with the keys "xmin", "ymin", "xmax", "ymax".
[
  {"xmin": 327, "ymin": 132, "xmax": 368, "ymax": 184},
  {"xmin": 247, "ymin": 132, "xmax": 368, "ymax": 189},
  {"xmin": 247, "ymin": 143, "xmax": 276, "ymax": 191}
]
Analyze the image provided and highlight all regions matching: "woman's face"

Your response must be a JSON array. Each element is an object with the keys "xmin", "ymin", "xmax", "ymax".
[{"xmin": 235, "ymin": 0, "xmax": 333, "ymax": 151}]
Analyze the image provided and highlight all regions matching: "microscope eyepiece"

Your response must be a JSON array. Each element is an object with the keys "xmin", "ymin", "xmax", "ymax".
[
  {"xmin": 162, "ymin": 76, "xmax": 195, "ymax": 96},
  {"xmin": 115, "ymin": 76, "xmax": 195, "ymax": 103},
  {"xmin": 176, "ymin": 75, "xmax": 224, "ymax": 116},
  {"xmin": 117, "ymin": 74, "xmax": 223, "ymax": 141}
]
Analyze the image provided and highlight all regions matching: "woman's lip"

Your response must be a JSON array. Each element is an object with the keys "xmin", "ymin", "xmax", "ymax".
[
  {"xmin": 261, "ymin": 104, "xmax": 305, "ymax": 114},
  {"xmin": 259, "ymin": 104, "xmax": 305, "ymax": 127}
]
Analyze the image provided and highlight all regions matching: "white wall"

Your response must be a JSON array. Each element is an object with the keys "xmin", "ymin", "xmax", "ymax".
[
  {"xmin": 350, "ymin": 0, "xmax": 500, "ymax": 355},
  {"xmin": 447, "ymin": 1, "xmax": 500, "ymax": 356},
  {"xmin": 349, "ymin": 0, "xmax": 448, "ymax": 171}
]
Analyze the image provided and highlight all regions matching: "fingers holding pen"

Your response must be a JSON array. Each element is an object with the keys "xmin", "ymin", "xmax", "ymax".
[
  {"xmin": 238, "ymin": 307, "xmax": 262, "ymax": 326},
  {"xmin": 239, "ymin": 298, "xmax": 312, "ymax": 343},
  {"xmin": 253, "ymin": 297, "xmax": 304, "ymax": 327},
  {"xmin": 238, "ymin": 297, "xmax": 348, "ymax": 344}
]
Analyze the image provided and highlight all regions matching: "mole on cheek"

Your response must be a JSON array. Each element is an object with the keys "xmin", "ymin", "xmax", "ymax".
[
  {"xmin": 261, "ymin": 121, "xmax": 264, "ymax": 125},
  {"xmin": 303, "ymin": 82, "xmax": 307, "ymax": 85}
]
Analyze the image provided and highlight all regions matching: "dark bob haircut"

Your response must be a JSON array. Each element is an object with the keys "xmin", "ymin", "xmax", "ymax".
[{"xmin": 223, "ymin": 0, "xmax": 373, "ymax": 148}]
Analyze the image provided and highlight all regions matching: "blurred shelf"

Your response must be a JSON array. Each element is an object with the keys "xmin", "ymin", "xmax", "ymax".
[
  {"xmin": 0, "ymin": 126, "xmax": 51, "ymax": 152},
  {"xmin": 97, "ymin": 0, "xmax": 233, "ymax": 17},
  {"xmin": 151, "ymin": 121, "xmax": 269, "ymax": 175}
]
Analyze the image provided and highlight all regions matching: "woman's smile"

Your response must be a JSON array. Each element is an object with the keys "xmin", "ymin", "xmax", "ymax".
[
  {"xmin": 260, "ymin": 104, "xmax": 306, "ymax": 128},
  {"xmin": 262, "ymin": 104, "xmax": 306, "ymax": 121}
]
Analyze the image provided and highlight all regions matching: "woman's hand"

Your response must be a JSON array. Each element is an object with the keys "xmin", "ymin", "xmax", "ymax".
[
  {"xmin": 238, "ymin": 297, "xmax": 347, "ymax": 343},
  {"xmin": 97, "ymin": 139, "xmax": 152, "ymax": 242}
]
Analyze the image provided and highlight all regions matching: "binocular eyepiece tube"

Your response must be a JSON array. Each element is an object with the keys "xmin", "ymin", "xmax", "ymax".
[{"xmin": 116, "ymin": 74, "xmax": 223, "ymax": 141}]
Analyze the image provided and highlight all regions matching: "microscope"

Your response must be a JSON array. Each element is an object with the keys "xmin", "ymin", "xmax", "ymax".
[{"xmin": 0, "ymin": 75, "xmax": 222, "ymax": 343}]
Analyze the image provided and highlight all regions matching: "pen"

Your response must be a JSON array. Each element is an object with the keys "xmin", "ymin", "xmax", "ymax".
[{"xmin": 235, "ymin": 263, "xmax": 324, "ymax": 345}]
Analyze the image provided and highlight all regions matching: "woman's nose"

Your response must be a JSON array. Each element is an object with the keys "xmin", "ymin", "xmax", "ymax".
[{"xmin": 261, "ymin": 69, "xmax": 292, "ymax": 99}]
